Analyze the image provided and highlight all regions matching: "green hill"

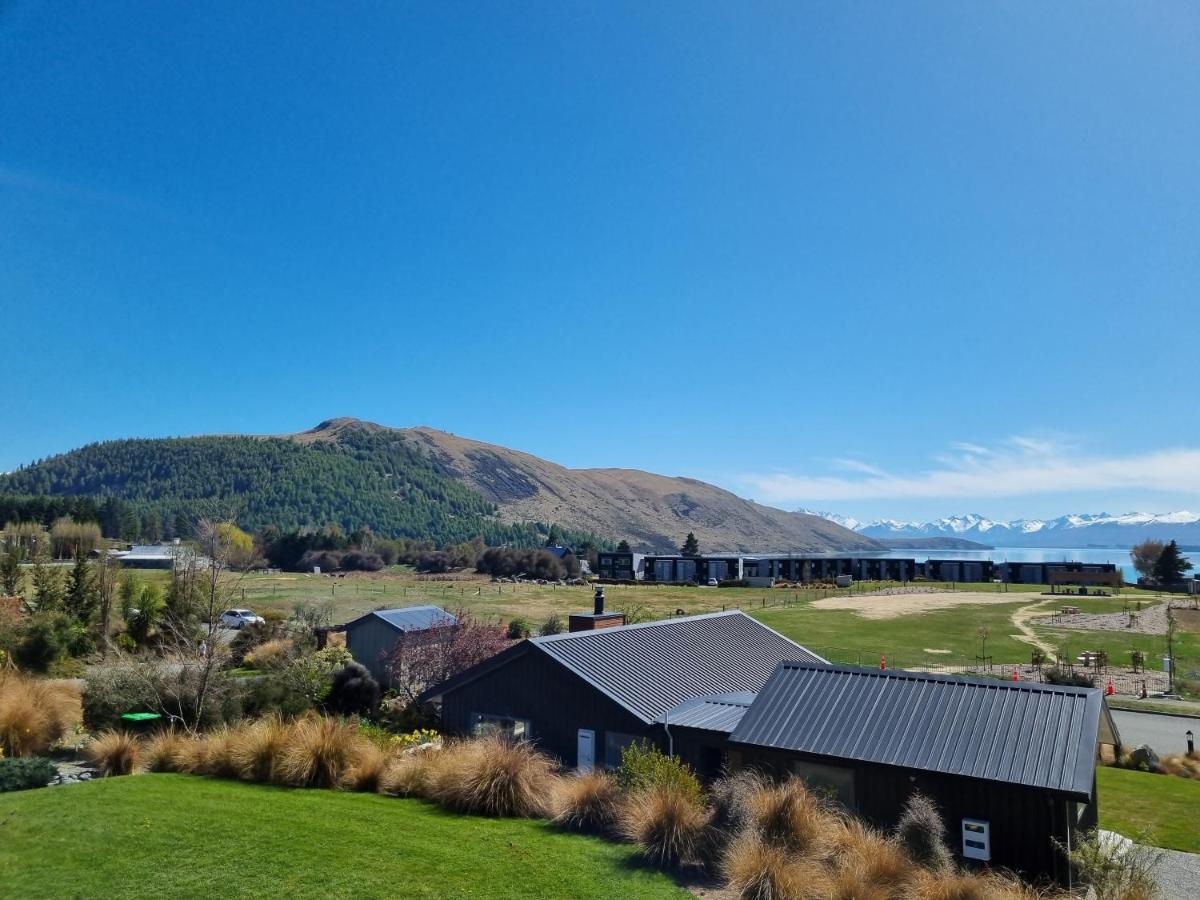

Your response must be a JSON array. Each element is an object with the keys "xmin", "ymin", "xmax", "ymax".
[{"xmin": 0, "ymin": 422, "xmax": 551, "ymax": 545}]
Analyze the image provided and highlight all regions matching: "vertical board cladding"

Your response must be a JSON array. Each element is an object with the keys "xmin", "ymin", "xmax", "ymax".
[
  {"xmin": 439, "ymin": 647, "xmax": 654, "ymax": 766},
  {"xmin": 345, "ymin": 619, "xmax": 398, "ymax": 687},
  {"xmin": 740, "ymin": 748, "xmax": 1077, "ymax": 884}
]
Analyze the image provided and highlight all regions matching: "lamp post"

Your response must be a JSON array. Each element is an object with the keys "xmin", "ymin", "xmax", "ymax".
[{"xmin": 1188, "ymin": 730, "xmax": 1195, "ymax": 756}]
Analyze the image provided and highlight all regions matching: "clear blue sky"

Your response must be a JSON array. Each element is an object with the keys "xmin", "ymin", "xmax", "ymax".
[{"xmin": 3, "ymin": 2, "xmax": 1198, "ymax": 522}]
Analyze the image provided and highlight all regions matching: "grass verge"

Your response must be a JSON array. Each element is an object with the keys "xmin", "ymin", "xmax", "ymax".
[
  {"xmin": 0, "ymin": 774, "xmax": 688, "ymax": 899},
  {"xmin": 1097, "ymin": 766, "xmax": 1200, "ymax": 853}
]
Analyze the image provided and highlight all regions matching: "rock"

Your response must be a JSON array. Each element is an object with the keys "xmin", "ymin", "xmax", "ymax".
[{"xmin": 1127, "ymin": 744, "xmax": 1161, "ymax": 773}]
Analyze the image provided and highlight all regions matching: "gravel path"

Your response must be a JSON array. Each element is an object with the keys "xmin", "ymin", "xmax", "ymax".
[
  {"xmin": 1151, "ymin": 847, "xmax": 1200, "ymax": 900},
  {"xmin": 1032, "ymin": 601, "xmax": 1170, "ymax": 636}
]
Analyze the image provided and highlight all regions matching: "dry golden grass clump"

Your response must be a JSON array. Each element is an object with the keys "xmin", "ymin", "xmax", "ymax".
[
  {"xmin": 379, "ymin": 750, "xmax": 441, "ymax": 798},
  {"xmin": 722, "ymin": 832, "xmax": 834, "ymax": 900},
  {"xmin": 620, "ymin": 784, "xmax": 713, "ymax": 869},
  {"xmin": 276, "ymin": 716, "xmax": 364, "ymax": 788},
  {"xmin": 549, "ymin": 770, "xmax": 622, "ymax": 835},
  {"xmin": 194, "ymin": 727, "xmax": 240, "ymax": 779},
  {"xmin": 341, "ymin": 741, "xmax": 393, "ymax": 793},
  {"xmin": 827, "ymin": 817, "xmax": 916, "ymax": 897},
  {"xmin": 243, "ymin": 639, "xmax": 294, "ymax": 671},
  {"xmin": 85, "ymin": 729, "xmax": 142, "ymax": 777},
  {"xmin": 1158, "ymin": 751, "xmax": 1200, "ymax": 779},
  {"xmin": 428, "ymin": 735, "xmax": 557, "ymax": 817},
  {"xmin": 142, "ymin": 730, "xmax": 190, "ymax": 773},
  {"xmin": 906, "ymin": 868, "xmax": 1047, "ymax": 900},
  {"xmin": 746, "ymin": 777, "xmax": 831, "ymax": 856},
  {"xmin": 0, "ymin": 672, "xmax": 81, "ymax": 757},
  {"xmin": 229, "ymin": 714, "xmax": 292, "ymax": 783}
]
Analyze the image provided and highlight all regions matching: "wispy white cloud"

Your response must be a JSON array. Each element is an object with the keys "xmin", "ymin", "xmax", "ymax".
[{"xmin": 740, "ymin": 437, "xmax": 1200, "ymax": 503}]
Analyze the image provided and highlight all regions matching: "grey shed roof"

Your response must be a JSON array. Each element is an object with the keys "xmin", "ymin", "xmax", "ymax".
[
  {"xmin": 659, "ymin": 691, "xmax": 757, "ymax": 732},
  {"xmin": 730, "ymin": 663, "xmax": 1107, "ymax": 800},
  {"xmin": 349, "ymin": 605, "xmax": 456, "ymax": 634},
  {"xmin": 529, "ymin": 611, "xmax": 825, "ymax": 724}
]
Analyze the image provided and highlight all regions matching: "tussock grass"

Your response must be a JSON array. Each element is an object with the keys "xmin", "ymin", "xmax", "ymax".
[
  {"xmin": 722, "ymin": 832, "xmax": 830, "ymax": 900},
  {"xmin": 85, "ymin": 730, "xmax": 142, "ymax": 777},
  {"xmin": 428, "ymin": 735, "xmax": 557, "ymax": 817},
  {"xmin": 142, "ymin": 730, "xmax": 190, "ymax": 773},
  {"xmin": 0, "ymin": 672, "xmax": 80, "ymax": 757},
  {"xmin": 710, "ymin": 769, "xmax": 770, "ymax": 838},
  {"xmin": 195, "ymin": 727, "xmax": 240, "ymax": 779},
  {"xmin": 229, "ymin": 714, "xmax": 291, "ymax": 783},
  {"xmin": 895, "ymin": 792, "xmax": 953, "ymax": 871},
  {"xmin": 276, "ymin": 716, "xmax": 363, "ymax": 789},
  {"xmin": 243, "ymin": 639, "xmax": 293, "ymax": 670},
  {"xmin": 828, "ymin": 817, "xmax": 915, "ymax": 895},
  {"xmin": 341, "ymin": 741, "xmax": 393, "ymax": 792},
  {"xmin": 746, "ymin": 777, "xmax": 830, "ymax": 856},
  {"xmin": 906, "ymin": 869, "xmax": 1047, "ymax": 900},
  {"xmin": 549, "ymin": 771, "xmax": 621, "ymax": 835},
  {"xmin": 379, "ymin": 750, "xmax": 439, "ymax": 798},
  {"xmin": 619, "ymin": 784, "xmax": 713, "ymax": 869}
]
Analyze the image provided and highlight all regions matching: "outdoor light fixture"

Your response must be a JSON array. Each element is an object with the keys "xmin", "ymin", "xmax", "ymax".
[{"xmin": 1188, "ymin": 730, "xmax": 1195, "ymax": 755}]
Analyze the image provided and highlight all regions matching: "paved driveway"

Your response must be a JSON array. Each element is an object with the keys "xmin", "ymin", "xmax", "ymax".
[{"xmin": 1111, "ymin": 710, "xmax": 1199, "ymax": 754}]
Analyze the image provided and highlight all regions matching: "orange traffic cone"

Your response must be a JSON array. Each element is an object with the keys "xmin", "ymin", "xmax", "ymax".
[
  {"xmin": 880, "ymin": 655, "xmax": 887, "ymax": 670},
  {"xmin": 1012, "ymin": 668, "xmax": 1019, "ymax": 682},
  {"xmin": 1106, "ymin": 679, "xmax": 1115, "ymax": 696}
]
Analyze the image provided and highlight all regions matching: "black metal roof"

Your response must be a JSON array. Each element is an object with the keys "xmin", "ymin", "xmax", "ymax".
[
  {"xmin": 530, "ymin": 611, "xmax": 825, "ymax": 724},
  {"xmin": 730, "ymin": 663, "xmax": 1103, "ymax": 799},
  {"xmin": 345, "ymin": 605, "xmax": 456, "ymax": 634},
  {"xmin": 659, "ymin": 691, "xmax": 757, "ymax": 732}
]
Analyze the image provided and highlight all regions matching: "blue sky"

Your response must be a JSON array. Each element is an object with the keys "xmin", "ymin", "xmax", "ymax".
[{"xmin": 2, "ymin": 2, "xmax": 1198, "ymax": 522}]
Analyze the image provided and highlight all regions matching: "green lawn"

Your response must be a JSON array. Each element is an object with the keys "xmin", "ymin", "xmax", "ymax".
[
  {"xmin": 1097, "ymin": 766, "xmax": 1200, "ymax": 853},
  {"xmin": 0, "ymin": 775, "xmax": 688, "ymax": 900}
]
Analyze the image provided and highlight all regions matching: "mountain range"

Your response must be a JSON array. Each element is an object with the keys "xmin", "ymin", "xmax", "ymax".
[
  {"xmin": 802, "ymin": 510, "xmax": 1200, "ymax": 549},
  {"xmin": 0, "ymin": 418, "xmax": 878, "ymax": 554}
]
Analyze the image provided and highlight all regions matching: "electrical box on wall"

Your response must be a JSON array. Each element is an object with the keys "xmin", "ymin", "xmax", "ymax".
[{"xmin": 962, "ymin": 818, "xmax": 991, "ymax": 861}]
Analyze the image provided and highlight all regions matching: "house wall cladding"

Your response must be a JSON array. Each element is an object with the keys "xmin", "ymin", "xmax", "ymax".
[
  {"xmin": 739, "ymin": 747, "xmax": 1084, "ymax": 884},
  {"xmin": 439, "ymin": 649, "xmax": 654, "ymax": 767},
  {"xmin": 346, "ymin": 619, "xmax": 399, "ymax": 686}
]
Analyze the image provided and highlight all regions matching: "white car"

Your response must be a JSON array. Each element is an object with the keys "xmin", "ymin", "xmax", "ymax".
[
  {"xmin": 219, "ymin": 609, "xmax": 265, "ymax": 629},
  {"xmin": 706, "ymin": 578, "xmax": 719, "ymax": 587}
]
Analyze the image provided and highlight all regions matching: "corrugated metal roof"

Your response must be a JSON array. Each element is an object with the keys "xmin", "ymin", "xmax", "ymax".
[
  {"xmin": 530, "ymin": 611, "xmax": 825, "ymax": 724},
  {"xmin": 359, "ymin": 606, "xmax": 456, "ymax": 633},
  {"xmin": 730, "ymin": 663, "xmax": 1102, "ymax": 799},
  {"xmin": 659, "ymin": 691, "xmax": 756, "ymax": 732}
]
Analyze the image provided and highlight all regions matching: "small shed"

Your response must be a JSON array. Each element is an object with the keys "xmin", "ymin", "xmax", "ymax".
[
  {"xmin": 727, "ymin": 663, "xmax": 1120, "ymax": 885},
  {"xmin": 344, "ymin": 605, "xmax": 456, "ymax": 686}
]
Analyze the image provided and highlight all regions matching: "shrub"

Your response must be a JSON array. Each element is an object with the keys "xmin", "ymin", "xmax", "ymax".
[
  {"xmin": 894, "ymin": 792, "xmax": 953, "ymax": 870},
  {"xmin": 746, "ymin": 777, "xmax": 830, "ymax": 855},
  {"xmin": 428, "ymin": 735, "xmax": 557, "ymax": 817},
  {"xmin": 0, "ymin": 756, "xmax": 57, "ymax": 793},
  {"xmin": 277, "ymin": 716, "xmax": 363, "ymax": 789},
  {"xmin": 13, "ymin": 611, "xmax": 93, "ymax": 672},
  {"xmin": 85, "ymin": 729, "xmax": 142, "ymax": 777},
  {"xmin": 549, "ymin": 771, "xmax": 621, "ymax": 834},
  {"xmin": 341, "ymin": 741, "xmax": 392, "ymax": 792},
  {"xmin": 1059, "ymin": 829, "xmax": 1162, "ymax": 900},
  {"xmin": 617, "ymin": 740, "xmax": 703, "ymax": 806},
  {"xmin": 828, "ymin": 818, "xmax": 915, "ymax": 895},
  {"xmin": 143, "ymin": 730, "xmax": 190, "ymax": 773},
  {"xmin": 1042, "ymin": 667, "xmax": 1095, "ymax": 688},
  {"xmin": 0, "ymin": 672, "xmax": 80, "ymax": 757},
  {"xmin": 229, "ymin": 715, "xmax": 291, "ymax": 783},
  {"xmin": 539, "ymin": 615, "xmax": 564, "ymax": 636},
  {"xmin": 723, "ymin": 832, "xmax": 827, "ymax": 900},
  {"xmin": 83, "ymin": 655, "xmax": 242, "ymax": 732},
  {"xmin": 506, "ymin": 618, "xmax": 530, "ymax": 640},
  {"xmin": 619, "ymin": 784, "xmax": 713, "ymax": 869},
  {"xmin": 326, "ymin": 662, "xmax": 380, "ymax": 717}
]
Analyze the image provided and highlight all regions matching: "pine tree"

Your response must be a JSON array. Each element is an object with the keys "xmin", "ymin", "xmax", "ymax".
[
  {"xmin": 616, "ymin": 540, "xmax": 630, "ymax": 552},
  {"xmin": 0, "ymin": 544, "xmax": 21, "ymax": 596},
  {"xmin": 31, "ymin": 552, "xmax": 64, "ymax": 612},
  {"xmin": 65, "ymin": 550, "xmax": 97, "ymax": 625},
  {"xmin": 1153, "ymin": 540, "xmax": 1193, "ymax": 584},
  {"xmin": 681, "ymin": 532, "xmax": 700, "ymax": 557}
]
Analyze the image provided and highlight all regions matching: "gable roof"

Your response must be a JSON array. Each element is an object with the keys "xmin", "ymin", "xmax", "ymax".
[
  {"xmin": 528, "ymin": 610, "xmax": 825, "ymax": 723},
  {"xmin": 420, "ymin": 610, "xmax": 824, "ymax": 722},
  {"xmin": 347, "ymin": 605, "xmax": 456, "ymax": 634},
  {"xmin": 730, "ymin": 663, "xmax": 1105, "ymax": 800}
]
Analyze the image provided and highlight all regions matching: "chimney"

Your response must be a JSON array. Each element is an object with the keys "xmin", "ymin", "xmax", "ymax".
[{"xmin": 569, "ymin": 585, "xmax": 625, "ymax": 632}]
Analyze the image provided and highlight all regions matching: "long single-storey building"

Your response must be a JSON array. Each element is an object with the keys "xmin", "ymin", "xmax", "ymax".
[
  {"xmin": 595, "ymin": 551, "xmax": 916, "ymax": 585},
  {"xmin": 423, "ymin": 594, "xmax": 1118, "ymax": 885}
]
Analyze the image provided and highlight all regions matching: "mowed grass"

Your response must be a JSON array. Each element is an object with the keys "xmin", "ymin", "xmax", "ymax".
[
  {"xmin": 1097, "ymin": 766, "xmax": 1200, "ymax": 853},
  {"xmin": 0, "ymin": 775, "xmax": 688, "ymax": 900}
]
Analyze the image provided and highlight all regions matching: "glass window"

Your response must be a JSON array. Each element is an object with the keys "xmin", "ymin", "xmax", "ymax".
[
  {"xmin": 604, "ymin": 731, "xmax": 642, "ymax": 768},
  {"xmin": 470, "ymin": 712, "xmax": 532, "ymax": 740},
  {"xmin": 791, "ymin": 760, "xmax": 856, "ymax": 809}
]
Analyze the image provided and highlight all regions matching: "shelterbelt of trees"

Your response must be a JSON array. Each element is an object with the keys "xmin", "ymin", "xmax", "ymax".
[{"xmin": 0, "ymin": 429, "xmax": 603, "ymax": 550}]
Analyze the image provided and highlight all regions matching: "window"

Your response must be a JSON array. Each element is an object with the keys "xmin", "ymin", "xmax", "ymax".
[
  {"xmin": 604, "ymin": 731, "xmax": 641, "ymax": 768},
  {"xmin": 470, "ymin": 712, "xmax": 532, "ymax": 740},
  {"xmin": 791, "ymin": 760, "xmax": 856, "ymax": 809}
]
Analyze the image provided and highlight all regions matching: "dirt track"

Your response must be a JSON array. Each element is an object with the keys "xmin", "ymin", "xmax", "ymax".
[{"xmin": 810, "ymin": 590, "xmax": 1046, "ymax": 619}]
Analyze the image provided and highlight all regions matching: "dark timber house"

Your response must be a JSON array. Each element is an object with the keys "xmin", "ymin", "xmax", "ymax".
[
  {"xmin": 344, "ymin": 605, "xmax": 456, "ymax": 686},
  {"xmin": 421, "ymin": 604, "xmax": 825, "ymax": 773}
]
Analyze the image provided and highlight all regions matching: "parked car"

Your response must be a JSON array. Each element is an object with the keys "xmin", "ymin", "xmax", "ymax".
[
  {"xmin": 706, "ymin": 578, "xmax": 719, "ymax": 587},
  {"xmin": 219, "ymin": 608, "xmax": 265, "ymax": 629}
]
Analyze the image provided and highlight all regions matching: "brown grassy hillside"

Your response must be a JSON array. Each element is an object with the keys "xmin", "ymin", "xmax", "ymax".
[{"xmin": 300, "ymin": 420, "xmax": 879, "ymax": 553}]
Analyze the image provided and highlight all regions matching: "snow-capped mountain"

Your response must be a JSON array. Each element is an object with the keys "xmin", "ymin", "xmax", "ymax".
[{"xmin": 798, "ymin": 510, "xmax": 1200, "ymax": 548}]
